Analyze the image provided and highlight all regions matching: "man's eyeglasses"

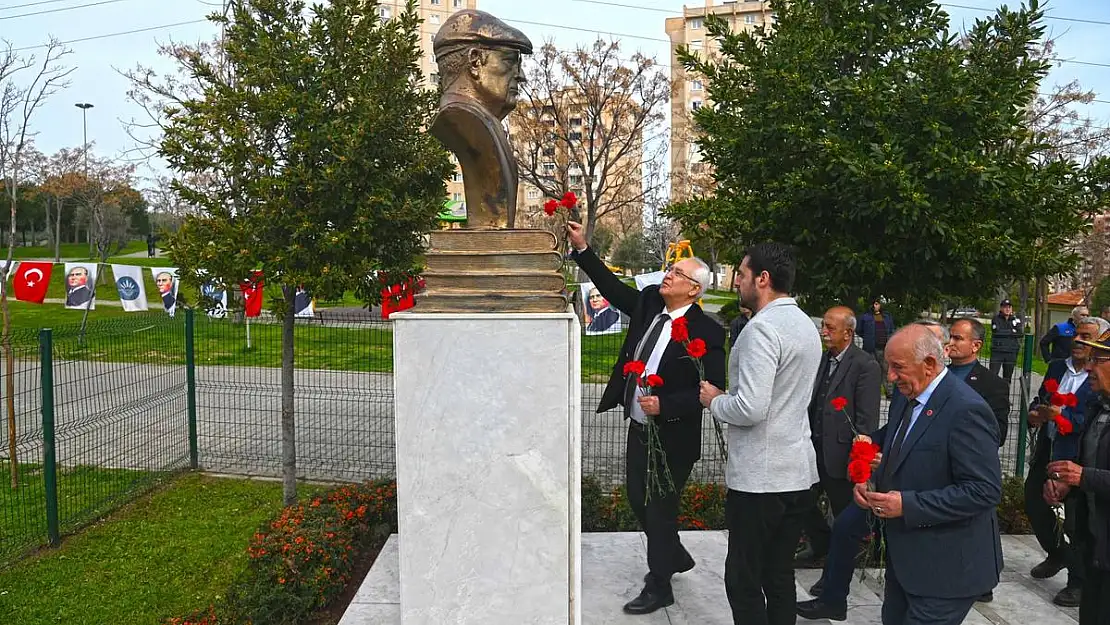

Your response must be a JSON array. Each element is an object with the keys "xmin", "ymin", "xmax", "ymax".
[
  {"xmin": 1091, "ymin": 354, "xmax": 1110, "ymax": 364},
  {"xmin": 665, "ymin": 264, "xmax": 698, "ymax": 285}
]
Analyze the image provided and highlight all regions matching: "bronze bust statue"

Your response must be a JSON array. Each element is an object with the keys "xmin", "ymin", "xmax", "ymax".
[{"xmin": 431, "ymin": 10, "xmax": 532, "ymax": 229}]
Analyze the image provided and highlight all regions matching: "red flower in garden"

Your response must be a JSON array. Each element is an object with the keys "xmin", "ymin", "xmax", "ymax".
[
  {"xmin": 561, "ymin": 191, "xmax": 578, "ymax": 208},
  {"xmin": 623, "ymin": 360, "xmax": 646, "ymax": 377},
  {"xmin": 670, "ymin": 316, "xmax": 690, "ymax": 343},
  {"xmin": 685, "ymin": 338, "xmax": 707, "ymax": 359},
  {"xmin": 645, "ymin": 374, "xmax": 664, "ymax": 388},
  {"xmin": 1045, "ymin": 378, "xmax": 1060, "ymax": 394},
  {"xmin": 830, "ymin": 396, "xmax": 848, "ymax": 412},
  {"xmin": 543, "ymin": 198, "xmax": 559, "ymax": 216}
]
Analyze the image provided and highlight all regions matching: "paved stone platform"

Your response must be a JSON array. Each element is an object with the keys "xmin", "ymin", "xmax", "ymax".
[{"xmin": 339, "ymin": 531, "xmax": 1079, "ymax": 624}]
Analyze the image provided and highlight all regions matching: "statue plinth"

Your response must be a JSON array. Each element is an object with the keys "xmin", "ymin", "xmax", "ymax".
[{"xmin": 420, "ymin": 230, "xmax": 569, "ymax": 313}]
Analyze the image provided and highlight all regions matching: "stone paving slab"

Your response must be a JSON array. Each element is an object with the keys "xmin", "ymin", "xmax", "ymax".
[{"xmin": 340, "ymin": 532, "xmax": 1078, "ymax": 625}]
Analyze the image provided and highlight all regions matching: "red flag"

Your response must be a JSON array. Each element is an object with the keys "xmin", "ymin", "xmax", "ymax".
[
  {"xmin": 381, "ymin": 278, "xmax": 415, "ymax": 319},
  {"xmin": 13, "ymin": 262, "xmax": 52, "ymax": 304},
  {"xmin": 240, "ymin": 271, "xmax": 264, "ymax": 318}
]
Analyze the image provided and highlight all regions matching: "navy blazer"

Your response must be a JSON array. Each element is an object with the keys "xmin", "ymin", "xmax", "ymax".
[
  {"xmin": 1031, "ymin": 358, "xmax": 1096, "ymax": 461},
  {"xmin": 877, "ymin": 372, "xmax": 1003, "ymax": 599}
]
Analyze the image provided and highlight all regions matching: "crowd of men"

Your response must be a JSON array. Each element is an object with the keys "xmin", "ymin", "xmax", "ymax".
[{"xmin": 566, "ymin": 220, "xmax": 1110, "ymax": 625}]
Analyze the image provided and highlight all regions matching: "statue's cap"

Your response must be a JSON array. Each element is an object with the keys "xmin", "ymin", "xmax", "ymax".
[{"xmin": 433, "ymin": 9, "xmax": 533, "ymax": 60}]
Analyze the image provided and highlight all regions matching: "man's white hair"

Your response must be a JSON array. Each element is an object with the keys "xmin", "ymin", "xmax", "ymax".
[
  {"xmin": 913, "ymin": 319, "xmax": 950, "ymax": 343},
  {"xmin": 1080, "ymin": 316, "xmax": 1110, "ymax": 336},
  {"xmin": 688, "ymin": 257, "xmax": 711, "ymax": 299},
  {"xmin": 901, "ymin": 323, "xmax": 946, "ymax": 363},
  {"xmin": 1073, "ymin": 305, "xmax": 1090, "ymax": 318}
]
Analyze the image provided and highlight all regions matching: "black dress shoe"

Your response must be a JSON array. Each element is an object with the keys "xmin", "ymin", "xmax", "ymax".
[
  {"xmin": 976, "ymin": 592, "xmax": 993, "ymax": 603},
  {"xmin": 796, "ymin": 598, "xmax": 847, "ymax": 621},
  {"xmin": 1030, "ymin": 557, "xmax": 1065, "ymax": 579},
  {"xmin": 1053, "ymin": 587, "xmax": 1081, "ymax": 607},
  {"xmin": 794, "ymin": 544, "xmax": 827, "ymax": 567},
  {"xmin": 623, "ymin": 585, "xmax": 675, "ymax": 615},
  {"xmin": 808, "ymin": 579, "xmax": 824, "ymax": 597}
]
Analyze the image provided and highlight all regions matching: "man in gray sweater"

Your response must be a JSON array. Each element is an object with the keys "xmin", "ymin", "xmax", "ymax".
[{"xmin": 700, "ymin": 242, "xmax": 823, "ymax": 625}]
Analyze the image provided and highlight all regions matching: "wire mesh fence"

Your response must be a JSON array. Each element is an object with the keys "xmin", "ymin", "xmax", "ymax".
[{"xmin": 0, "ymin": 307, "xmax": 1039, "ymax": 563}]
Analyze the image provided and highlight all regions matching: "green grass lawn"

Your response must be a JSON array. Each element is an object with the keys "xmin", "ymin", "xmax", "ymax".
[
  {"xmin": 0, "ymin": 461, "xmax": 166, "ymax": 564},
  {"xmin": 0, "ymin": 473, "xmax": 298, "ymax": 625},
  {"xmin": 11, "ymin": 240, "xmax": 146, "ymax": 260}
]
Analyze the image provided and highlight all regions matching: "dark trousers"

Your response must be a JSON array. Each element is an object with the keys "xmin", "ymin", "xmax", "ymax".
[
  {"xmin": 725, "ymin": 488, "xmax": 813, "ymax": 625},
  {"xmin": 882, "ymin": 566, "xmax": 977, "ymax": 625},
  {"xmin": 818, "ymin": 503, "xmax": 873, "ymax": 607},
  {"xmin": 626, "ymin": 421, "xmax": 695, "ymax": 589},
  {"xmin": 989, "ymin": 353, "xmax": 1017, "ymax": 383},
  {"xmin": 800, "ymin": 457, "xmax": 854, "ymax": 555},
  {"xmin": 1080, "ymin": 556, "xmax": 1110, "ymax": 625},
  {"xmin": 1025, "ymin": 436, "xmax": 1085, "ymax": 588}
]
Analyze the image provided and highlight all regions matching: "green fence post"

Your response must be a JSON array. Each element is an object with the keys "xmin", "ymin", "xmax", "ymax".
[
  {"xmin": 185, "ymin": 308, "xmax": 198, "ymax": 470},
  {"xmin": 40, "ymin": 328, "xmax": 60, "ymax": 547},
  {"xmin": 1015, "ymin": 333, "xmax": 1035, "ymax": 479}
]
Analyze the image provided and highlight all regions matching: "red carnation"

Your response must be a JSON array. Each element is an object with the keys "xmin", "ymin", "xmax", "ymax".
[
  {"xmin": 830, "ymin": 396, "xmax": 848, "ymax": 412},
  {"xmin": 1044, "ymin": 378, "xmax": 1060, "ymax": 394},
  {"xmin": 1065, "ymin": 393, "xmax": 1079, "ymax": 408},
  {"xmin": 1054, "ymin": 413, "xmax": 1075, "ymax": 436},
  {"xmin": 1051, "ymin": 393, "xmax": 1067, "ymax": 407},
  {"xmin": 645, "ymin": 374, "xmax": 664, "ymax": 388},
  {"xmin": 847, "ymin": 459, "xmax": 872, "ymax": 485},
  {"xmin": 623, "ymin": 360, "xmax": 646, "ymax": 377},
  {"xmin": 671, "ymin": 317, "xmax": 690, "ymax": 343},
  {"xmin": 685, "ymin": 338, "xmax": 707, "ymax": 359},
  {"xmin": 561, "ymin": 191, "xmax": 577, "ymax": 208},
  {"xmin": 543, "ymin": 199, "xmax": 559, "ymax": 216},
  {"xmin": 849, "ymin": 440, "xmax": 881, "ymax": 464}
]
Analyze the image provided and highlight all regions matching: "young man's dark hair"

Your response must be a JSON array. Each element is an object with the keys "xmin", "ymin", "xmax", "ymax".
[
  {"xmin": 744, "ymin": 242, "xmax": 796, "ymax": 294},
  {"xmin": 956, "ymin": 317, "xmax": 986, "ymax": 342}
]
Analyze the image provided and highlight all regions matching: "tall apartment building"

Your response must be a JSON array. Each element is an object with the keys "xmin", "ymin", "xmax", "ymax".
[
  {"xmin": 665, "ymin": 0, "xmax": 773, "ymax": 203},
  {"xmin": 379, "ymin": 0, "xmax": 477, "ymax": 221}
]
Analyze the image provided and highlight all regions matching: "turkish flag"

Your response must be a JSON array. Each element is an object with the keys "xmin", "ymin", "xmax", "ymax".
[
  {"xmin": 381, "ymin": 279, "xmax": 415, "ymax": 319},
  {"xmin": 13, "ymin": 261, "xmax": 52, "ymax": 304},
  {"xmin": 240, "ymin": 271, "xmax": 264, "ymax": 318}
]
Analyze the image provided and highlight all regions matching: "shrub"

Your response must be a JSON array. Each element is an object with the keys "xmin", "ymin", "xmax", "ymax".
[
  {"xmin": 581, "ymin": 475, "xmax": 726, "ymax": 531},
  {"xmin": 997, "ymin": 475, "xmax": 1032, "ymax": 534}
]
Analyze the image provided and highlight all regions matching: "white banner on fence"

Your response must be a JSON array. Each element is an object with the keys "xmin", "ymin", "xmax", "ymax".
[
  {"xmin": 111, "ymin": 264, "xmax": 148, "ymax": 312},
  {"xmin": 151, "ymin": 267, "xmax": 179, "ymax": 317},
  {"xmin": 294, "ymin": 286, "xmax": 315, "ymax": 318},
  {"xmin": 201, "ymin": 279, "xmax": 229, "ymax": 319},
  {"xmin": 634, "ymin": 271, "xmax": 666, "ymax": 291},
  {"xmin": 63, "ymin": 262, "xmax": 97, "ymax": 310}
]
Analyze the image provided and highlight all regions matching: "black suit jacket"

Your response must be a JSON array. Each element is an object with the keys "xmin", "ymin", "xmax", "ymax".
[
  {"xmin": 572, "ymin": 247, "xmax": 726, "ymax": 467},
  {"xmin": 878, "ymin": 373, "xmax": 1003, "ymax": 599},
  {"xmin": 808, "ymin": 343, "xmax": 881, "ymax": 479},
  {"xmin": 964, "ymin": 363, "xmax": 1010, "ymax": 447}
]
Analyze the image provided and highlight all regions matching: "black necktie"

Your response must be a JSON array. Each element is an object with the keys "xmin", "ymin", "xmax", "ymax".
[
  {"xmin": 625, "ymin": 313, "xmax": 670, "ymax": 419},
  {"xmin": 879, "ymin": 399, "xmax": 917, "ymax": 491}
]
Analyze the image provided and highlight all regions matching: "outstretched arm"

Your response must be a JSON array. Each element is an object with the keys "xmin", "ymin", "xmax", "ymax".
[{"xmin": 568, "ymin": 222, "xmax": 639, "ymax": 315}]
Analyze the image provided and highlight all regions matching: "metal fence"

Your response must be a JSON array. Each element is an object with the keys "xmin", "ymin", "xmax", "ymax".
[{"xmin": 0, "ymin": 308, "xmax": 1037, "ymax": 563}]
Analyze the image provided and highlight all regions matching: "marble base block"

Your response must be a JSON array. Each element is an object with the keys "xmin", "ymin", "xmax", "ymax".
[{"xmin": 392, "ymin": 312, "xmax": 582, "ymax": 625}]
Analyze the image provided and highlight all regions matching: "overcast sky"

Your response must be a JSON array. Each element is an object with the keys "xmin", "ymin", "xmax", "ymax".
[{"xmin": 4, "ymin": 0, "xmax": 1108, "ymax": 186}]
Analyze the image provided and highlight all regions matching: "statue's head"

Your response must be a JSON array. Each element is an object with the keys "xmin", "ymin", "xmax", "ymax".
[{"xmin": 434, "ymin": 10, "xmax": 533, "ymax": 120}]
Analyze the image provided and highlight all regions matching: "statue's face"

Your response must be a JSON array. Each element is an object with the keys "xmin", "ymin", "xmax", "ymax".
[{"xmin": 472, "ymin": 47, "xmax": 525, "ymax": 118}]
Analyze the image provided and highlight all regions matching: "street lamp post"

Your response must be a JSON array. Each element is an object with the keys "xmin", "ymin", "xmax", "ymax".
[{"xmin": 74, "ymin": 102, "xmax": 93, "ymax": 177}]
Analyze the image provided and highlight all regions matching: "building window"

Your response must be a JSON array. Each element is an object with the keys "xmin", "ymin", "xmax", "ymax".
[
  {"xmin": 452, "ymin": 192, "xmax": 462, "ymax": 201},
  {"xmin": 431, "ymin": 0, "xmax": 441, "ymax": 4},
  {"xmin": 430, "ymin": 72, "xmax": 440, "ymax": 86},
  {"xmin": 690, "ymin": 39, "xmax": 702, "ymax": 50},
  {"xmin": 430, "ymin": 14, "xmax": 440, "ymax": 25},
  {"xmin": 691, "ymin": 80, "xmax": 703, "ymax": 91},
  {"xmin": 452, "ymin": 171, "xmax": 461, "ymax": 182},
  {"xmin": 570, "ymin": 117, "xmax": 582, "ymax": 127},
  {"xmin": 691, "ymin": 100, "xmax": 702, "ymax": 110},
  {"xmin": 542, "ymin": 162, "xmax": 556, "ymax": 174},
  {"xmin": 527, "ymin": 188, "xmax": 541, "ymax": 200},
  {"xmin": 690, "ymin": 17, "xmax": 703, "ymax": 30},
  {"xmin": 542, "ymin": 146, "xmax": 556, "ymax": 157},
  {"xmin": 569, "ymin": 131, "xmax": 582, "ymax": 141},
  {"xmin": 430, "ymin": 34, "xmax": 436, "ymax": 44},
  {"xmin": 379, "ymin": 6, "xmax": 391, "ymax": 19},
  {"xmin": 453, "ymin": 0, "xmax": 463, "ymax": 6},
  {"xmin": 745, "ymin": 14, "xmax": 756, "ymax": 24},
  {"xmin": 570, "ymin": 175, "xmax": 583, "ymax": 186}
]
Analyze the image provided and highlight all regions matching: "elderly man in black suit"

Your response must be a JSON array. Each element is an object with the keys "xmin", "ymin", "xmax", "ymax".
[
  {"xmin": 566, "ymin": 221, "xmax": 726, "ymax": 616},
  {"xmin": 795, "ymin": 306, "xmax": 880, "ymax": 566},
  {"xmin": 862, "ymin": 324, "xmax": 1003, "ymax": 625}
]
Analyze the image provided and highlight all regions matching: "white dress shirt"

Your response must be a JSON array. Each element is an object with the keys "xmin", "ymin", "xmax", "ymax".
[{"xmin": 629, "ymin": 304, "xmax": 693, "ymax": 423}]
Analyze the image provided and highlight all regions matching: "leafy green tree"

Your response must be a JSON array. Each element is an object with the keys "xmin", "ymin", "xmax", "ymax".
[
  {"xmin": 1092, "ymin": 275, "xmax": 1110, "ymax": 319},
  {"xmin": 154, "ymin": 0, "xmax": 452, "ymax": 504},
  {"xmin": 669, "ymin": 0, "xmax": 1108, "ymax": 313},
  {"xmin": 611, "ymin": 233, "xmax": 655, "ymax": 273}
]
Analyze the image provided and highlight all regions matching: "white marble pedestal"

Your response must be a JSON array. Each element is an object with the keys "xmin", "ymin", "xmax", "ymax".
[{"xmin": 392, "ymin": 312, "xmax": 582, "ymax": 625}]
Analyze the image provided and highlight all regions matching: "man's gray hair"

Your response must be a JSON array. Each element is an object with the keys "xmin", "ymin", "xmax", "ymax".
[
  {"xmin": 689, "ymin": 257, "xmax": 711, "ymax": 299},
  {"xmin": 902, "ymin": 323, "xmax": 947, "ymax": 363},
  {"xmin": 913, "ymin": 319, "xmax": 950, "ymax": 343},
  {"xmin": 1080, "ymin": 316, "xmax": 1110, "ymax": 336},
  {"xmin": 844, "ymin": 313, "xmax": 857, "ymax": 332},
  {"xmin": 1073, "ymin": 305, "xmax": 1090, "ymax": 318}
]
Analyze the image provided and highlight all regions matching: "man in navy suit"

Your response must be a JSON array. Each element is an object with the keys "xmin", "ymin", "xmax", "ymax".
[{"xmin": 860, "ymin": 324, "xmax": 1003, "ymax": 625}]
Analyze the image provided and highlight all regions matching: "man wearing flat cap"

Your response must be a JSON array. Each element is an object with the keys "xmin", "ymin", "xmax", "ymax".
[{"xmin": 432, "ymin": 10, "xmax": 532, "ymax": 228}]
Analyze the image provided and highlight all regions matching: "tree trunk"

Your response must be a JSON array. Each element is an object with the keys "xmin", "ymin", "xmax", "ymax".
[
  {"xmin": 54, "ymin": 199, "xmax": 62, "ymax": 262},
  {"xmin": 281, "ymin": 287, "xmax": 297, "ymax": 506},
  {"xmin": 4, "ymin": 190, "xmax": 17, "ymax": 488},
  {"xmin": 1034, "ymin": 276, "xmax": 1049, "ymax": 341},
  {"xmin": 1019, "ymin": 280, "xmax": 1030, "ymax": 329}
]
